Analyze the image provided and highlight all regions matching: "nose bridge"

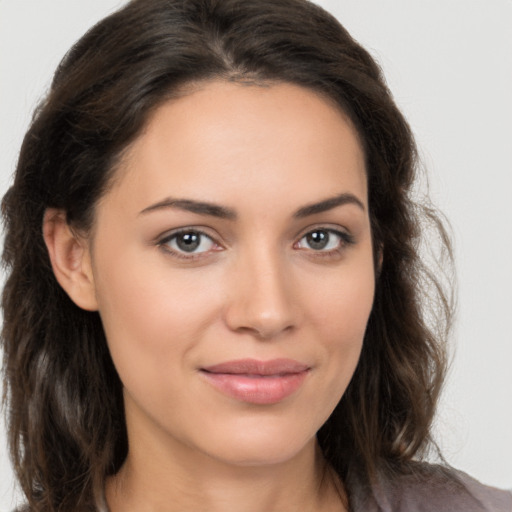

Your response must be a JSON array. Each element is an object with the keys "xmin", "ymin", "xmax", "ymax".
[{"xmin": 224, "ymin": 241, "xmax": 296, "ymax": 339}]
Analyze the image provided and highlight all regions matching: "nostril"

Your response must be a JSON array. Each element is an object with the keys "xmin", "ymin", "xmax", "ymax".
[{"xmin": 239, "ymin": 322, "xmax": 295, "ymax": 340}]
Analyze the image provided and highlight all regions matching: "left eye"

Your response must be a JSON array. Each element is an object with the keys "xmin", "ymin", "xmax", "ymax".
[
  {"xmin": 162, "ymin": 230, "xmax": 216, "ymax": 254},
  {"xmin": 296, "ymin": 229, "xmax": 344, "ymax": 251}
]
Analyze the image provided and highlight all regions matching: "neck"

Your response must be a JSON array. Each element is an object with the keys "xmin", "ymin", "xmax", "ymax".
[{"xmin": 106, "ymin": 438, "xmax": 346, "ymax": 512}]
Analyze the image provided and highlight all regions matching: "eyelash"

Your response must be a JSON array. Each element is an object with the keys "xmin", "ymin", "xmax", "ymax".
[{"xmin": 157, "ymin": 227, "xmax": 355, "ymax": 260}]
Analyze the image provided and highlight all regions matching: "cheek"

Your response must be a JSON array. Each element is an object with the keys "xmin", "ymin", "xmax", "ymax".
[
  {"xmin": 306, "ymin": 254, "xmax": 375, "ymax": 340},
  {"xmin": 92, "ymin": 246, "xmax": 224, "ymax": 392},
  {"xmin": 303, "ymin": 257, "xmax": 375, "ymax": 399}
]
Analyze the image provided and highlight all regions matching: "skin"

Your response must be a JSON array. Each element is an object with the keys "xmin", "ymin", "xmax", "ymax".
[{"xmin": 44, "ymin": 81, "xmax": 375, "ymax": 512}]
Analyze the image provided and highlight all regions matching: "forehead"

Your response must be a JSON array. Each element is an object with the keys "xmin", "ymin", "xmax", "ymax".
[{"xmin": 102, "ymin": 80, "xmax": 367, "ymax": 217}]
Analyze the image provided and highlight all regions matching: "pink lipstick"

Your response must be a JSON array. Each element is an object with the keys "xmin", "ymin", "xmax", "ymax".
[{"xmin": 200, "ymin": 358, "xmax": 310, "ymax": 405}]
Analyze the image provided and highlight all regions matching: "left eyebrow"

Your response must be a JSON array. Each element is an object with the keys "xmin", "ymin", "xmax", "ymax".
[{"xmin": 293, "ymin": 193, "xmax": 366, "ymax": 218}]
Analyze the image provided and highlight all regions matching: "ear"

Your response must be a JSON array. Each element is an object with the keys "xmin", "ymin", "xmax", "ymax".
[{"xmin": 42, "ymin": 208, "xmax": 98, "ymax": 311}]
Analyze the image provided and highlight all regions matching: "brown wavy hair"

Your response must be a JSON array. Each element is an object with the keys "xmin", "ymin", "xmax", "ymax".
[{"xmin": 1, "ymin": 0, "xmax": 454, "ymax": 510}]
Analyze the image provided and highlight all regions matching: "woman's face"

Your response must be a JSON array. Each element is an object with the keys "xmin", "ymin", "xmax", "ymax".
[{"xmin": 88, "ymin": 81, "xmax": 375, "ymax": 467}]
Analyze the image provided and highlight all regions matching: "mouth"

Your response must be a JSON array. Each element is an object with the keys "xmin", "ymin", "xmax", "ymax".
[{"xmin": 200, "ymin": 358, "xmax": 311, "ymax": 405}]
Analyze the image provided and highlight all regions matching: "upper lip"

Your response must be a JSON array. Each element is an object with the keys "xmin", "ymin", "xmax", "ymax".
[{"xmin": 201, "ymin": 358, "xmax": 310, "ymax": 376}]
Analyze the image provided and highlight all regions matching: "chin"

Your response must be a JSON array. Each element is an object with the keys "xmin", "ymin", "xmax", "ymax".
[{"xmin": 194, "ymin": 420, "xmax": 317, "ymax": 468}]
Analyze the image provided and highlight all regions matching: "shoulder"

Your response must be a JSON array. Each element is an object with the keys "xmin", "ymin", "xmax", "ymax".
[
  {"xmin": 453, "ymin": 469, "xmax": 512, "ymax": 512},
  {"xmin": 349, "ymin": 462, "xmax": 512, "ymax": 512}
]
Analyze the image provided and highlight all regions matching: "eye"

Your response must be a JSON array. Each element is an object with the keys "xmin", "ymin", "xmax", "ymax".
[
  {"xmin": 160, "ymin": 229, "xmax": 218, "ymax": 255},
  {"xmin": 295, "ymin": 228, "xmax": 351, "ymax": 252}
]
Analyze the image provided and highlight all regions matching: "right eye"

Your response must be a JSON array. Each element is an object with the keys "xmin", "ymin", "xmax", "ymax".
[{"xmin": 159, "ymin": 229, "xmax": 219, "ymax": 257}]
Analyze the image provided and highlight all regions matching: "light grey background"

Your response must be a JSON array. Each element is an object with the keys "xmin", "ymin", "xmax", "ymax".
[{"xmin": 1, "ymin": 0, "xmax": 511, "ymax": 509}]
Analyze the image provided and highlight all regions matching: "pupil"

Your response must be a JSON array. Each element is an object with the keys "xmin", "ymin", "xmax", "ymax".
[
  {"xmin": 307, "ymin": 230, "xmax": 328, "ymax": 250},
  {"xmin": 177, "ymin": 232, "xmax": 200, "ymax": 252}
]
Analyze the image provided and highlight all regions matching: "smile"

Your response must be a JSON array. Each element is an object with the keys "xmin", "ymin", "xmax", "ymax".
[{"xmin": 200, "ymin": 358, "xmax": 311, "ymax": 405}]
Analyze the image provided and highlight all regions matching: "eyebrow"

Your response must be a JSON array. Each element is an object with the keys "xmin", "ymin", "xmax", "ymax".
[
  {"xmin": 293, "ymin": 193, "xmax": 365, "ymax": 218},
  {"xmin": 139, "ymin": 198, "xmax": 237, "ymax": 219},
  {"xmin": 139, "ymin": 192, "xmax": 365, "ymax": 219}
]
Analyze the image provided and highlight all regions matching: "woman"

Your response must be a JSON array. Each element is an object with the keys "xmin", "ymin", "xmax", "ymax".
[{"xmin": 1, "ymin": 0, "xmax": 510, "ymax": 511}]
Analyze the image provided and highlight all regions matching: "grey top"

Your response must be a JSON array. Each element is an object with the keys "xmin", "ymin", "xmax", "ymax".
[
  {"xmin": 349, "ymin": 464, "xmax": 512, "ymax": 512},
  {"xmin": 13, "ymin": 463, "xmax": 512, "ymax": 511}
]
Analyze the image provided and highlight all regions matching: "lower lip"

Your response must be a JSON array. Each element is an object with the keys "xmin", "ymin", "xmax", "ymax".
[{"xmin": 200, "ymin": 370, "xmax": 309, "ymax": 405}]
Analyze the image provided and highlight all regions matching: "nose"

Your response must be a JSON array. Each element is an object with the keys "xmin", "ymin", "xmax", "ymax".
[{"xmin": 224, "ymin": 249, "xmax": 298, "ymax": 340}]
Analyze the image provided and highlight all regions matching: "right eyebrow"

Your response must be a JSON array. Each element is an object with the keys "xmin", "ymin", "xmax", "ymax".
[{"xmin": 139, "ymin": 197, "xmax": 237, "ymax": 220}]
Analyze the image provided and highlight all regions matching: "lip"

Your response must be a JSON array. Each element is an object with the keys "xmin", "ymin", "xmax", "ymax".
[{"xmin": 200, "ymin": 358, "xmax": 310, "ymax": 405}]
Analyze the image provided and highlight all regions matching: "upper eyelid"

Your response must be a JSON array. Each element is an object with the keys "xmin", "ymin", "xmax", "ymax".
[
  {"xmin": 296, "ymin": 228, "xmax": 353, "ymax": 245},
  {"xmin": 295, "ymin": 223, "xmax": 352, "ymax": 240},
  {"xmin": 157, "ymin": 226, "xmax": 218, "ymax": 244}
]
